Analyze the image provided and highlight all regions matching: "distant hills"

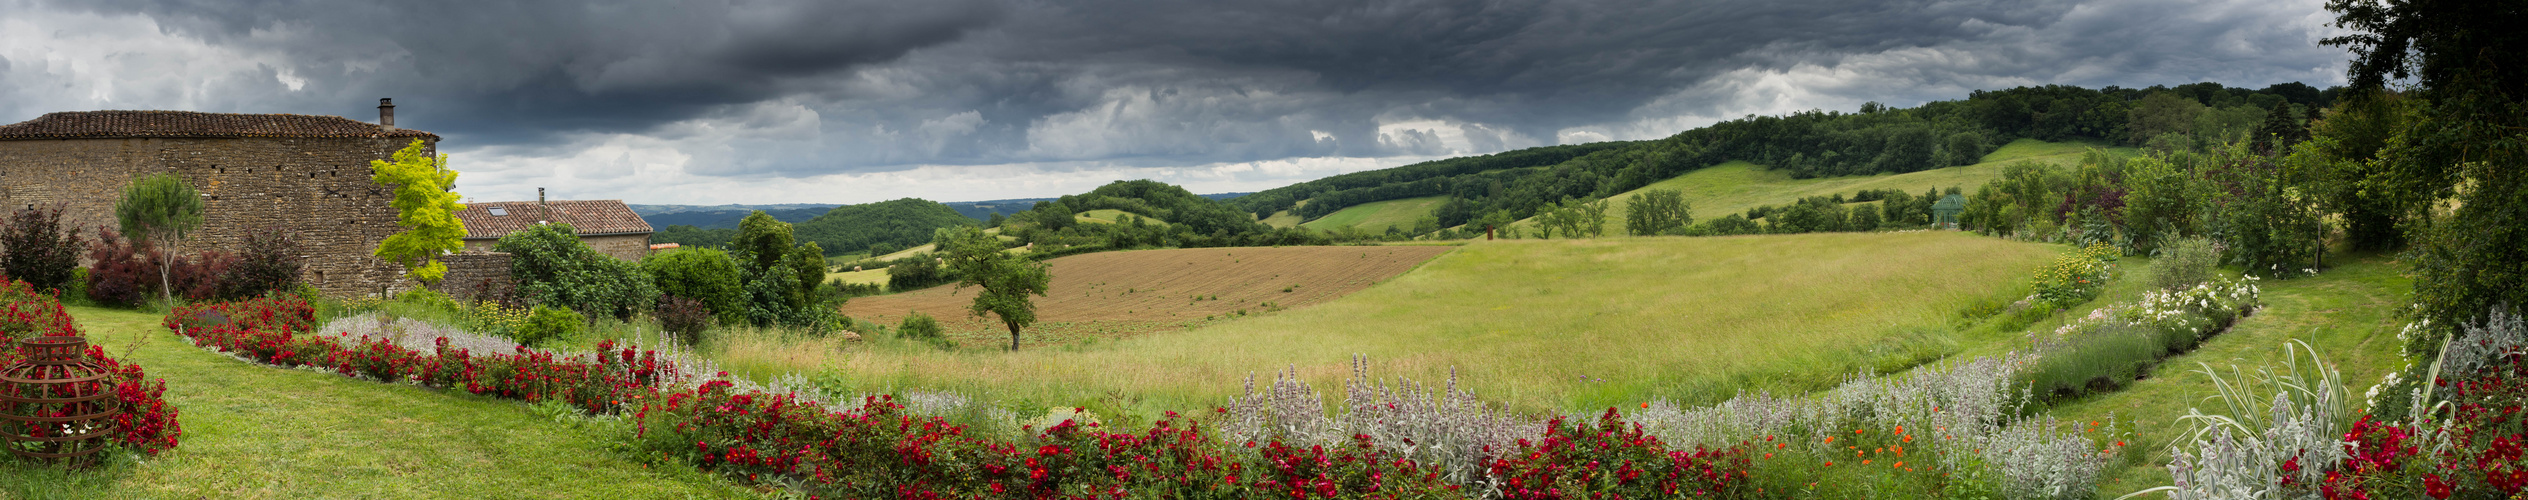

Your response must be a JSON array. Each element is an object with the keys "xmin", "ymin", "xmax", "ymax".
[
  {"xmin": 639, "ymin": 192, "xmax": 1252, "ymax": 256},
  {"xmin": 636, "ymin": 193, "xmax": 1251, "ymax": 230}
]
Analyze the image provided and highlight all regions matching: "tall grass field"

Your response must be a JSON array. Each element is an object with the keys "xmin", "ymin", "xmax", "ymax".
[{"xmin": 759, "ymin": 231, "xmax": 2061, "ymax": 416}]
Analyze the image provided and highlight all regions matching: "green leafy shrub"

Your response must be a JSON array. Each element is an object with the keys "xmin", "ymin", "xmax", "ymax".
[
  {"xmin": 642, "ymin": 247, "xmax": 744, "ymax": 325},
  {"xmin": 2027, "ymin": 243, "xmax": 2118, "ymax": 309},
  {"xmin": 461, "ymin": 299, "xmax": 529, "ymax": 339},
  {"xmin": 885, "ymin": 253, "xmax": 952, "ymax": 291},
  {"xmin": 896, "ymin": 311, "xmax": 952, "ymax": 349},
  {"xmin": 497, "ymin": 223, "xmax": 658, "ymax": 320},
  {"xmin": 514, "ymin": 305, "xmax": 587, "ymax": 347},
  {"xmin": 2150, "ymin": 236, "xmax": 2220, "ymax": 291}
]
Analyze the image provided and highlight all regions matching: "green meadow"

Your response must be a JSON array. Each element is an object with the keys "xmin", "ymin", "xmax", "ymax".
[
  {"xmin": 1297, "ymin": 196, "xmax": 1451, "ymax": 232},
  {"xmin": 784, "ymin": 231, "xmax": 2060, "ymax": 415},
  {"xmin": 1534, "ymin": 139, "xmax": 2135, "ymax": 235}
]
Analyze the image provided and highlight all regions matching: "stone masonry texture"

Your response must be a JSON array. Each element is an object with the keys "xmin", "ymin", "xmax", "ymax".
[{"xmin": 0, "ymin": 136, "xmax": 437, "ymax": 298}]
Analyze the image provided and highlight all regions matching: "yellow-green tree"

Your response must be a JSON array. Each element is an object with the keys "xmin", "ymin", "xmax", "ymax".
[{"xmin": 370, "ymin": 139, "xmax": 466, "ymax": 285}]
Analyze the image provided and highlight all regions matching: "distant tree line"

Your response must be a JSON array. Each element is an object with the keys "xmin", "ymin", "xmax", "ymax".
[
  {"xmin": 1242, "ymin": 81, "xmax": 2341, "ymax": 234},
  {"xmin": 653, "ymin": 198, "xmax": 975, "ymax": 257}
]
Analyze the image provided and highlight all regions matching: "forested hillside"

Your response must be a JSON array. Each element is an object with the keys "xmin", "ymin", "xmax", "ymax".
[
  {"xmin": 1250, "ymin": 81, "xmax": 2339, "ymax": 232},
  {"xmin": 653, "ymin": 198, "xmax": 976, "ymax": 256}
]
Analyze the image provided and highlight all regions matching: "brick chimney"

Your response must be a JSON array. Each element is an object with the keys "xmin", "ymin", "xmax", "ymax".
[{"xmin": 378, "ymin": 98, "xmax": 396, "ymax": 131}]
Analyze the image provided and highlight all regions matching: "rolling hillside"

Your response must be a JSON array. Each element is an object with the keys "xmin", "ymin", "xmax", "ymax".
[
  {"xmin": 1510, "ymin": 139, "xmax": 2135, "ymax": 235},
  {"xmin": 807, "ymin": 232, "xmax": 2058, "ymax": 412},
  {"xmin": 834, "ymin": 245, "xmax": 1454, "ymax": 341},
  {"xmin": 1297, "ymin": 196, "xmax": 1449, "ymax": 232}
]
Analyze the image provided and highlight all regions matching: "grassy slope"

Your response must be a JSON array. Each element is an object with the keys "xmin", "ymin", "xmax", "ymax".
[
  {"xmin": 1541, "ymin": 139, "xmax": 2129, "ymax": 235},
  {"xmin": 1298, "ymin": 196, "xmax": 1449, "ymax": 232},
  {"xmin": 2050, "ymin": 252, "xmax": 2411, "ymax": 497},
  {"xmin": 1259, "ymin": 210, "xmax": 1304, "ymax": 228},
  {"xmin": 0, "ymin": 307, "xmax": 754, "ymax": 500},
  {"xmin": 810, "ymin": 232, "xmax": 2057, "ymax": 415}
]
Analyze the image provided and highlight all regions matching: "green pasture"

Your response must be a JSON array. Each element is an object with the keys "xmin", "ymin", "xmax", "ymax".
[
  {"xmin": 1526, "ymin": 139, "xmax": 2135, "ymax": 236},
  {"xmin": 1298, "ymin": 196, "xmax": 1450, "ymax": 232},
  {"xmin": 807, "ymin": 231, "xmax": 2059, "ymax": 416},
  {"xmin": 0, "ymin": 307, "xmax": 754, "ymax": 499}
]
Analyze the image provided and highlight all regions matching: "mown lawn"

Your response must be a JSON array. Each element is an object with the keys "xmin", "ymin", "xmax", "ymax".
[
  {"xmin": 2047, "ymin": 251, "xmax": 2411, "ymax": 497},
  {"xmin": 0, "ymin": 306, "xmax": 755, "ymax": 499}
]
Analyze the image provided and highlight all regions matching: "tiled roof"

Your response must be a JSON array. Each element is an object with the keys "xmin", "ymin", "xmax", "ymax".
[
  {"xmin": 454, "ymin": 200, "xmax": 655, "ymax": 240},
  {"xmin": 0, "ymin": 110, "xmax": 438, "ymax": 140}
]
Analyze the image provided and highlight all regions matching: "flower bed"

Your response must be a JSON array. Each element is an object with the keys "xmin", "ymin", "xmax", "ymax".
[
  {"xmin": 0, "ymin": 278, "xmax": 182, "ymax": 459},
  {"xmin": 2022, "ymin": 275, "xmax": 2262, "ymax": 400},
  {"xmin": 167, "ymin": 298, "xmax": 676, "ymax": 415},
  {"xmin": 170, "ymin": 297, "xmax": 1778, "ymax": 497}
]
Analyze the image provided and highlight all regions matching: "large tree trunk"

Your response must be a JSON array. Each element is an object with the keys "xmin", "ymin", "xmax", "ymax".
[{"xmin": 1008, "ymin": 322, "xmax": 1021, "ymax": 351}]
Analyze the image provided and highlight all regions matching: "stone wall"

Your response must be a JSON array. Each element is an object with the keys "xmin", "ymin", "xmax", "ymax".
[
  {"xmin": 585, "ymin": 234, "xmax": 652, "ymax": 262},
  {"xmin": 460, "ymin": 233, "xmax": 650, "ymax": 262},
  {"xmin": 0, "ymin": 136, "xmax": 432, "ymax": 298},
  {"xmin": 432, "ymin": 251, "xmax": 515, "ymax": 303}
]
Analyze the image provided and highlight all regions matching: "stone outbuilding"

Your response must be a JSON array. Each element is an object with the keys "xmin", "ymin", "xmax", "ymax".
[
  {"xmin": 0, "ymin": 100, "xmax": 437, "ymax": 297},
  {"xmin": 451, "ymin": 199, "xmax": 655, "ymax": 261}
]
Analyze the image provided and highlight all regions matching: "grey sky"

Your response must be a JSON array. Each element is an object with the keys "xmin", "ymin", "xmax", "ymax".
[{"xmin": 0, "ymin": 0, "xmax": 2349, "ymax": 204}]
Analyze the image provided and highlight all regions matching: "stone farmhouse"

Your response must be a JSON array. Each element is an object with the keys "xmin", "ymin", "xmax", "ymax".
[
  {"xmin": 451, "ymin": 197, "xmax": 655, "ymax": 261},
  {"xmin": 0, "ymin": 100, "xmax": 437, "ymax": 298}
]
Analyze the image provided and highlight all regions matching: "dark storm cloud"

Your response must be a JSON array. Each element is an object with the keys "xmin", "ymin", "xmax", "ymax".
[
  {"xmin": 41, "ymin": 0, "xmax": 1000, "ymax": 145},
  {"xmin": 15, "ymin": 0, "xmax": 2348, "ymax": 178}
]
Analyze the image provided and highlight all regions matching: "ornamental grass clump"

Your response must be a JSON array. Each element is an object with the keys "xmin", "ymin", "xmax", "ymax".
[{"xmin": 2147, "ymin": 340, "xmax": 2354, "ymax": 499}]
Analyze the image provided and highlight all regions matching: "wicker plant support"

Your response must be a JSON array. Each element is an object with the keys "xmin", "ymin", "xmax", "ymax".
[{"xmin": 1, "ymin": 336, "xmax": 119, "ymax": 464}]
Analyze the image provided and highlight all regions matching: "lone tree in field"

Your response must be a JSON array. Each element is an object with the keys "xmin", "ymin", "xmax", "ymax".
[
  {"xmin": 371, "ymin": 139, "xmax": 467, "ymax": 287},
  {"xmin": 937, "ymin": 225, "xmax": 1049, "ymax": 350},
  {"xmin": 115, "ymin": 172, "xmax": 204, "ymax": 305}
]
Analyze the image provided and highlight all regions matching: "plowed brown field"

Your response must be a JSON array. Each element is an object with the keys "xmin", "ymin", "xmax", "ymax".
[{"xmin": 836, "ymin": 245, "xmax": 1455, "ymax": 345}]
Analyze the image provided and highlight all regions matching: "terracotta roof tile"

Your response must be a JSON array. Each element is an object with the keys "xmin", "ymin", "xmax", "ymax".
[
  {"xmin": 0, "ymin": 110, "xmax": 438, "ymax": 140},
  {"xmin": 454, "ymin": 200, "xmax": 654, "ymax": 240}
]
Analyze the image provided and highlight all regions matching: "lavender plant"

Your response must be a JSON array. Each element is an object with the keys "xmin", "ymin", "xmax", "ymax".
[
  {"xmin": 1220, "ymin": 356, "xmax": 1540, "ymax": 490},
  {"xmin": 1634, "ymin": 353, "xmax": 2116, "ymax": 499}
]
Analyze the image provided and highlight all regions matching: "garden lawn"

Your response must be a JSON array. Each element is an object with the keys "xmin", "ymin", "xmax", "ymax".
[
  {"xmin": 2048, "ymin": 251, "xmax": 2411, "ymax": 498},
  {"xmin": 0, "ymin": 306, "xmax": 756, "ymax": 500},
  {"xmin": 802, "ymin": 231, "xmax": 2060, "ymax": 417}
]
